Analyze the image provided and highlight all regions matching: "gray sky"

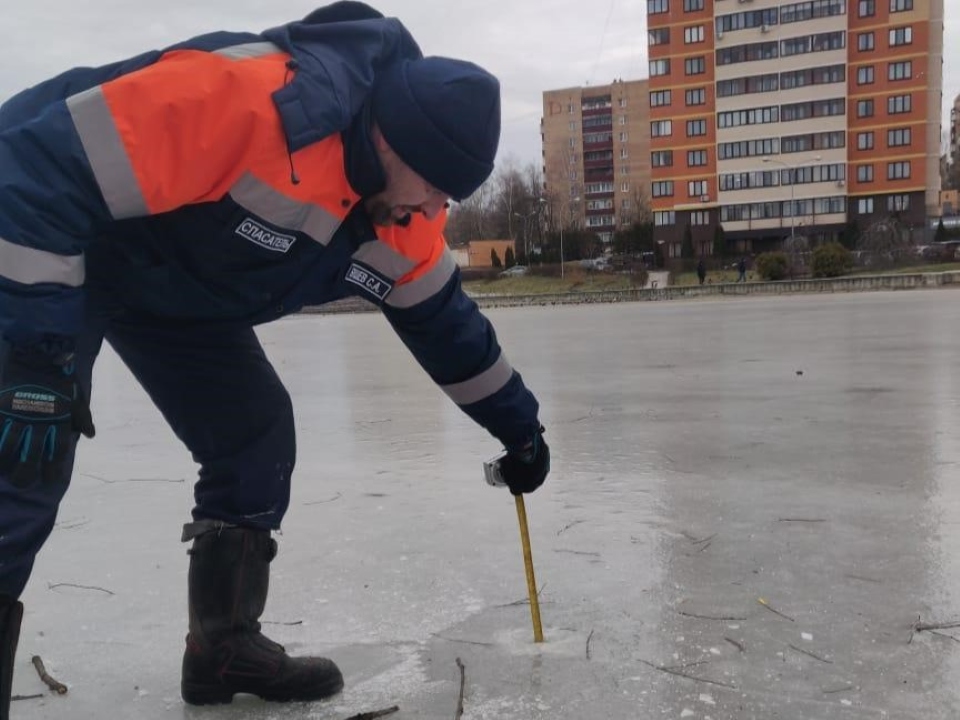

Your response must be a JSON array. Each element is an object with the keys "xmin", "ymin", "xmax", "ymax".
[{"xmin": 1, "ymin": 0, "xmax": 956, "ymax": 170}]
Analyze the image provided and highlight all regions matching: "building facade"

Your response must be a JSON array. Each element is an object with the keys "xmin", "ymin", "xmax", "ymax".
[
  {"xmin": 541, "ymin": 80, "xmax": 652, "ymax": 243},
  {"xmin": 646, "ymin": 0, "xmax": 944, "ymax": 256}
]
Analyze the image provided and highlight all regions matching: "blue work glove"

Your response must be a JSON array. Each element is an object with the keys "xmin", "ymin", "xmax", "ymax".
[
  {"xmin": 0, "ymin": 338, "xmax": 95, "ymax": 487},
  {"xmin": 499, "ymin": 427, "xmax": 550, "ymax": 496}
]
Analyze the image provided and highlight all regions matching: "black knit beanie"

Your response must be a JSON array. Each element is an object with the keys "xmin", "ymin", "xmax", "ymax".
[{"xmin": 371, "ymin": 57, "xmax": 500, "ymax": 201}]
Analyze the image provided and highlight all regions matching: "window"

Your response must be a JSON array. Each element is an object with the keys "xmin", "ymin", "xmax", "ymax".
[
  {"xmin": 888, "ymin": 94, "xmax": 912, "ymax": 114},
  {"xmin": 857, "ymin": 99, "xmax": 874, "ymax": 118},
  {"xmin": 719, "ymin": 170, "xmax": 779, "ymax": 191},
  {"xmin": 716, "ymin": 41, "xmax": 779, "ymax": 66},
  {"xmin": 780, "ymin": 64, "xmax": 844, "ymax": 90},
  {"xmin": 781, "ymin": 131, "xmax": 845, "ymax": 153},
  {"xmin": 648, "ymin": 28, "xmax": 670, "ymax": 45},
  {"xmin": 687, "ymin": 119, "xmax": 707, "ymax": 136},
  {"xmin": 619, "ymin": 132, "xmax": 628, "ymax": 141},
  {"xmin": 584, "ymin": 132, "xmax": 612, "ymax": 143},
  {"xmin": 650, "ymin": 90, "xmax": 672, "ymax": 107},
  {"xmin": 654, "ymin": 211, "xmax": 676, "ymax": 226},
  {"xmin": 567, "ymin": 103, "xmax": 574, "ymax": 114},
  {"xmin": 782, "ymin": 163, "xmax": 845, "ymax": 185},
  {"xmin": 686, "ymin": 88, "xmax": 706, "ymax": 105},
  {"xmin": 690, "ymin": 211, "xmax": 709, "ymax": 226},
  {"xmin": 780, "ymin": 0, "xmax": 844, "ymax": 23},
  {"xmin": 717, "ymin": 138, "xmax": 779, "ymax": 159},
  {"xmin": 857, "ymin": 165, "xmax": 874, "ymax": 182},
  {"xmin": 621, "ymin": 182, "xmax": 630, "ymax": 192},
  {"xmin": 857, "ymin": 66, "xmax": 875, "ymax": 85},
  {"xmin": 651, "ymin": 120, "xmax": 673, "ymax": 137},
  {"xmin": 887, "ymin": 194, "xmax": 910, "ymax": 212},
  {"xmin": 620, "ymin": 148, "xmax": 629, "ymax": 159},
  {"xmin": 780, "ymin": 98, "xmax": 846, "ymax": 122},
  {"xmin": 619, "ymin": 98, "xmax": 627, "ymax": 108},
  {"xmin": 716, "ymin": 7, "xmax": 779, "ymax": 32},
  {"xmin": 685, "ymin": 57, "xmax": 706, "ymax": 75},
  {"xmin": 858, "ymin": 198, "xmax": 874, "ymax": 214},
  {"xmin": 619, "ymin": 115, "xmax": 627, "ymax": 126},
  {"xmin": 858, "ymin": 32, "xmax": 875, "ymax": 51},
  {"xmin": 688, "ymin": 180, "xmax": 709, "ymax": 197},
  {"xmin": 717, "ymin": 106, "xmax": 779, "ymax": 128},
  {"xmin": 650, "ymin": 59, "xmax": 670, "ymax": 77},
  {"xmin": 887, "ymin": 128, "xmax": 911, "ymax": 147},
  {"xmin": 717, "ymin": 73, "xmax": 779, "ymax": 96},
  {"xmin": 889, "ymin": 27, "xmax": 913, "ymax": 46},
  {"xmin": 890, "ymin": 0, "xmax": 912, "ymax": 11},
  {"xmin": 583, "ymin": 114, "xmax": 612, "ymax": 128},
  {"xmin": 684, "ymin": 25, "xmax": 705, "ymax": 44},
  {"xmin": 684, "ymin": 0, "xmax": 704, "ymax": 11},
  {"xmin": 569, "ymin": 138, "xmax": 576, "ymax": 148},
  {"xmin": 620, "ymin": 165, "xmax": 630, "ymax": 175},
  {"xmin": 888, "ymin": 61, "xmax": 912, "ymax": 81},
  {"xmin": 648, "ymin": 0, "xmax": 669, "ymax": 13},
  {"xmin": 652, "ymin": 181, "xmax": 674, "ymax": 197},
  {"xmin": 857, "ymin": 132, "xmax": 874, "ymax": 150},
  {"xmin": 688, "ymin": 149, "xmax": 708, "ymax": 166},
  {"xmin": 652, "ymin": 150, "xmax": 674, "ymax": 167},
  {"xmin": 780, "ymin": 31, "xmax": 846, "ymax": 58},
  {"xmin": 584, "ymin": 182, "xmax": 614, "ymax": 193},
  {"xmin": 858, "ymin": 0, "xmax": 875, "ymax": 16},
  {"xmin": 887, "ymin": 161, "xmax": 911, "ymax": 180},
  {"xmin": 569, "ymin": 121, "xmax": 577, "ymax": 131}
]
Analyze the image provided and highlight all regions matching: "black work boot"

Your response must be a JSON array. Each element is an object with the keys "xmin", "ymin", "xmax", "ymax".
[
  {"xmin": 0, "ymin": 596, "xmax": 23, "ymax": 720},
  {"xmin": 181, "ymin": 525, "xmax": 343, "ymax": 705}
]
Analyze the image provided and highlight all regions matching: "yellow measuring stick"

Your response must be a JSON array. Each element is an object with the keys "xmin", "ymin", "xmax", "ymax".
[{"xmin": 514, "ymin": 494, "xmax": 544, "ymax": 643}]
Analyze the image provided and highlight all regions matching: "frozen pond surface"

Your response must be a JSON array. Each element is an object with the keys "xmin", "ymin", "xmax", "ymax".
[{"xmin": 12, "ymin": 289, "xmax": 960, "ymax": 719}]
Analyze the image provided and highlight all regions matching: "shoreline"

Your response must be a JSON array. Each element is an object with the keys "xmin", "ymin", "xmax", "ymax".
[{"xmin": 305, "ymin": 269, "xmax": 960, "ymax": 315}]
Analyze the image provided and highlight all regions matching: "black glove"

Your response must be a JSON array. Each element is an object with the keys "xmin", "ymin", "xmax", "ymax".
[
  {"xmin": 0, "ymin": 339, "xmax": 95, "ymax": 487},
  {"xmin": 499, "ymin": 427, "xmax": 550, "ymax": 496}
]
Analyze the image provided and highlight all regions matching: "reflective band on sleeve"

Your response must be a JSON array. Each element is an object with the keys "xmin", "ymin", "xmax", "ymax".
[
  {"xmin": 440, "ymin": 353, "xmax": 514, "ymax": 406},
  {"xmin": 352, "ymin": 241, "xmax": 417, "ymax": 280},
  {"xmin": 386, "ymin": 249, "xmax": 457, "ymax": 309},
  {"xmin": 229, "ymin": 174, "xmax": 343, "ymax": 246},
  {"xmin": 214, "ymin": 42, "xmax": 283, "ymax": 60},
  {"xmin": 67, "ymin": 86, "xmax": 149, "ymax": 220},
  {"xmin": 0, "ymin": 236, "xmax": 85, "ymax": 287}
]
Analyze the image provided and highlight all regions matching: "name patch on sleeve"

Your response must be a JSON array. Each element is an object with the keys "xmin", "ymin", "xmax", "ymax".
[
  {"xmin": 345, "ymin": 263, "xmax": 393, "ymax": 301},
  {"xmin": 235, "ymin": 218, "xmax": 297, "ymax": 253}
]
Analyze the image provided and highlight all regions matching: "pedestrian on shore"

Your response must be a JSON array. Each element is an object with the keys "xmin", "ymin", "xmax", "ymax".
[
  {"xmin": 697, "ymin": 258, "xmax": 707, "ymax": 285},
  {"xmin": 737, "ymin": 256, "xmax": 748, "ymax": 283}
]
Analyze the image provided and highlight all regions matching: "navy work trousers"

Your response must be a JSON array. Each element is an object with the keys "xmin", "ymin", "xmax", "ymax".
[{"xmin": 0, "ymin": 318, "xmax": 296, "ymax": 598}]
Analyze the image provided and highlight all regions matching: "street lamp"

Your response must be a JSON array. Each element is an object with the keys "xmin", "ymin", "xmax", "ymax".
[
  {"xmin": 761, "ymin": 155, "xmax": 822, "ymax": 244},
  {"xmin": 512, "ymin": 210, "xmax": 539, "ymax": 262}
]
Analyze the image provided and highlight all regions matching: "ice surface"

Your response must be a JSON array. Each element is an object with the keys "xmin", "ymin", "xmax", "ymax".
[{"xmin": 12, "ymin": 291, "xmax": 960, "ymax": 718}]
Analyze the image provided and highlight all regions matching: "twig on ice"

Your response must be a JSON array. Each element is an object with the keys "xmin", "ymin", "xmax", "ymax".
[{"xmin": 31, "ymin": 656, "xmax": 67, "ymax": 694}]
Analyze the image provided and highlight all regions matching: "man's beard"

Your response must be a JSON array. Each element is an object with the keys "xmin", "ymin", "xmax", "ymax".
[{"xmin": 364, "ymin": 198, "xmax": 411, "ymax": 227}]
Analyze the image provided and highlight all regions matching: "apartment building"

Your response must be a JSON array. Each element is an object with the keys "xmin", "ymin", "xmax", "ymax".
[
  {"xmin": 646, "ymin": 0, "xmax": 944, "ymax": 256},
  {"xmin": 541, "ymin": 80, "xmax": 651, "ymax": 243}
]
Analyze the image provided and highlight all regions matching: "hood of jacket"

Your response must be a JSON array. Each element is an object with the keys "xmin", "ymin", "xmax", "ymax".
[{"xmin": 263, "ymin": 2, "xmax": 422, "ymax": 153}]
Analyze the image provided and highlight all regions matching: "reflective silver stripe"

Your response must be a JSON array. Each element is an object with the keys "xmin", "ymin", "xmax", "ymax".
[
  {"xmin": 0, "ymin": 236, "xmax": 85, "ymax": 287},
  {"xmin": 67, "ymin": 86, "xmax": 148, "ymax": 220},
  {"xmin": 352, "ymin": 241, "xmax": 416, "ymax": 280},
  {"xmin": 229, "ymin": 174, "xmax": 343, "ymax": 246},
  {"xmin": 440, "ymin": 353, "xmax": 514, "ymax": 406},
  {"xmin": 386, "ymin": 249, "xmax": 457, "ymax": 308},
  {"xmin": 214, "ymin": 42, "xmax": 283, "ymax": 60}
]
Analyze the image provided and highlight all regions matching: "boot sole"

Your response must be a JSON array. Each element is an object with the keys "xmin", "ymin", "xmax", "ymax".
[{"xmin": 182, "ymin": 677, "xmax": 344, "ymax": 706}]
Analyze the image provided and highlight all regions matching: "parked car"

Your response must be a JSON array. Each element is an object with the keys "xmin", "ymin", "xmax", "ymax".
[{"xmin": 499, "ymin": 265, "xmax": 529, "ymax": 277}]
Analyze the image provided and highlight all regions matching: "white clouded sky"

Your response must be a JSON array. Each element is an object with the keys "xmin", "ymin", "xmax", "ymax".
[{"xmin": 0, "ymin": 0, "xmax": 955, "ymax": 171}]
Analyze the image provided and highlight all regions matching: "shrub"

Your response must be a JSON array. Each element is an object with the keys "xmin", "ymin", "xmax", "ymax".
[
  {"xmin": 811, "ymin": 242, "xmax": 853, "ymax": 278},
  {"xmin": 756, "ymin": 252, "xmax": 789, "ymax": 281}
]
